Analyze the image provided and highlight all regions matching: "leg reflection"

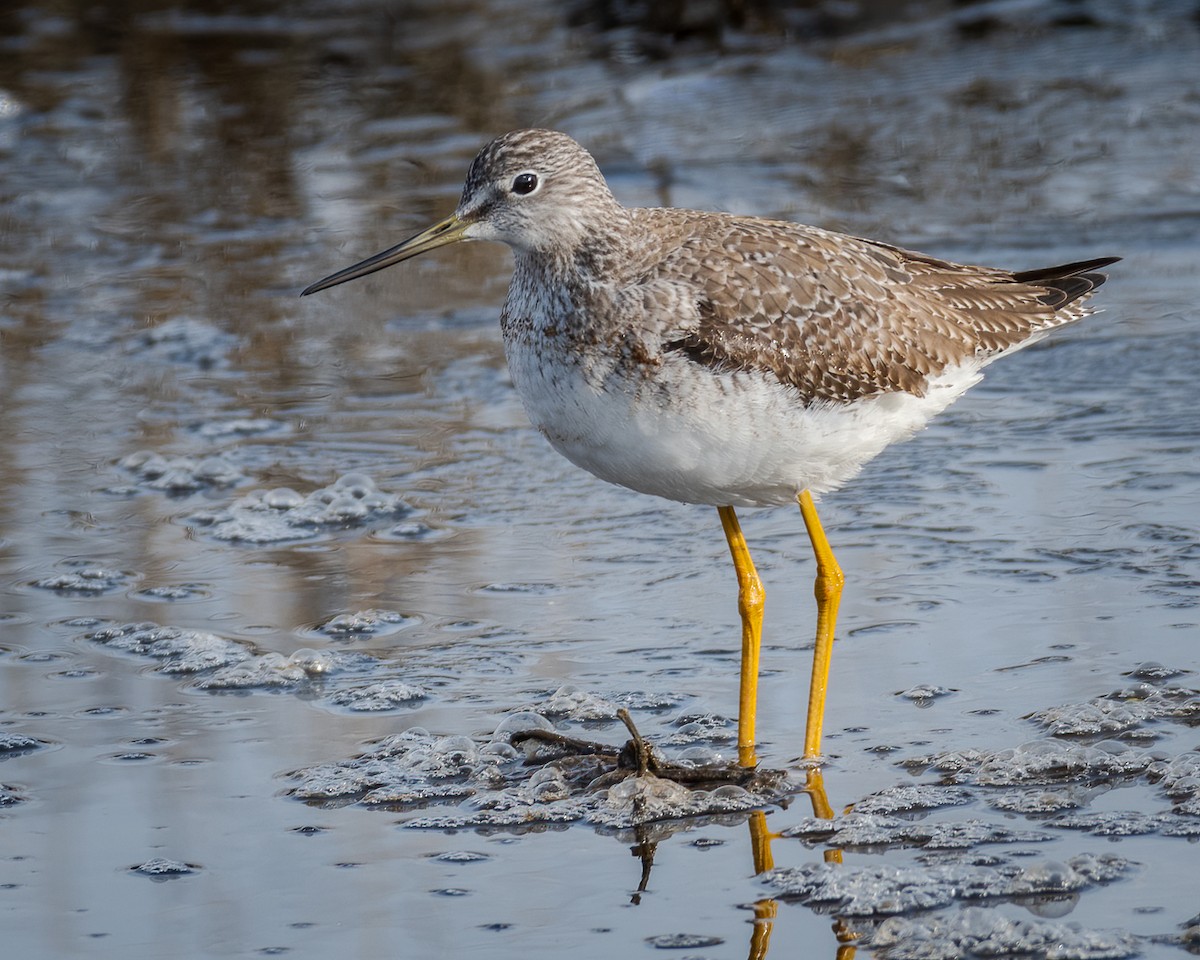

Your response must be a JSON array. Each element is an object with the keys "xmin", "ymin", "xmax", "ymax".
[
  {"xmin": 805, "ymin": 769, "xmax": 859, "ymax": 957},
  {"xmin": 747, "ymin": 811, "xmax": 778, "ymax": 960},
  {"xmin": 744, "ymin": 771, "xmax": 860, "ymax": 959}
]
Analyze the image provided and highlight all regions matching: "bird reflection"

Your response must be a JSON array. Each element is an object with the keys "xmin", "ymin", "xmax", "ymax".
[
  {"xmin": 747, "ymin": 768, "xmax": 859, "ymax": 960},
  {"xmin": 621, "ymin": 765, "xmax": 860, "ymax": 959}
]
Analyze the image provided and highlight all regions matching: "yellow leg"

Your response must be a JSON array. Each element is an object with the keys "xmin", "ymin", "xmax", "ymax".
[
  {"xmin": 798, "ymin": 490, "xmax": 844, "ymax": 760},
  {"xmin": 717, "ymin": 505, "xmax": 765, "ymax": 768}
]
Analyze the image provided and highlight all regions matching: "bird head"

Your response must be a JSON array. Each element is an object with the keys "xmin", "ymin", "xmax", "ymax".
[{"xmin": 302, "ymin": 129, "xmax": 620, "ymax": 296}]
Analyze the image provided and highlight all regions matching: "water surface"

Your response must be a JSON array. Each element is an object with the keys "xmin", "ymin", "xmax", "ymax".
[{"xmin": 1, "ymin": 2, "xmax": 1198, "ymax": 957}]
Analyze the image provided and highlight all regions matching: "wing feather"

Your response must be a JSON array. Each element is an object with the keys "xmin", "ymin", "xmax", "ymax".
[{"xmin": 634, "ymin": 208, "xmax": 1116, "ymax": 404}]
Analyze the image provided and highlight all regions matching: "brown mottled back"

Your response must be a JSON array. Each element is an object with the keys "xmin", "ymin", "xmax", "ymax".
[{"xmin": 634, "ymin": 208, "xmax": 1116, "ymax": 404}]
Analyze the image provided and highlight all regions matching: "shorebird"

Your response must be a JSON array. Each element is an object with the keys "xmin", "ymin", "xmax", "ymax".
[{"xmin": 303, "ymin": 128, "xmax": 1117, "ymax": 768}]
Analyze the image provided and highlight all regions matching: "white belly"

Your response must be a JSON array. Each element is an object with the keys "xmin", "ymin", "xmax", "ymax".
[{"xmin": 504, "ymin": 336, "xmax": 984, "ymax": 507}]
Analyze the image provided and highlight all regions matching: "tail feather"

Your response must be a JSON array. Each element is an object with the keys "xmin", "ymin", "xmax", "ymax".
[{"xmin": 1011, "ymin": 256, "xmax": 1120, "ymax": 310}]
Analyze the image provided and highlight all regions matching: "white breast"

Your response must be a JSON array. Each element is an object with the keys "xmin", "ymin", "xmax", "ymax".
[{"xmin": 503, "ymin": 334, "xmax": 985, "ymax": 508}]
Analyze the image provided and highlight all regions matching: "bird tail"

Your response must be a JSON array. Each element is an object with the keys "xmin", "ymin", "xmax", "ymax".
[{"xmin": 1010, "ymin": 257, "xmax": 1121, "ymax": 311}]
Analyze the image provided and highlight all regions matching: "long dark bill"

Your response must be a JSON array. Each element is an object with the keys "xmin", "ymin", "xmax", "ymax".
[{"xmin": 301, "ymin": 213, "xmax": 469, "ymax": 296}]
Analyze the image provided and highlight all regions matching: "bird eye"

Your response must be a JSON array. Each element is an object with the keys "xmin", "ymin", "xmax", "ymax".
[{"xmin": 511, "ymin": 172, "xmax": 539, "ymax": 195}]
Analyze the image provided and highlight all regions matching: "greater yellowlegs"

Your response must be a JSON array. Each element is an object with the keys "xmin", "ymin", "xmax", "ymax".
[{"xmin": 303, "ymin": 128, "xmax": 1117, "ymax": 767}]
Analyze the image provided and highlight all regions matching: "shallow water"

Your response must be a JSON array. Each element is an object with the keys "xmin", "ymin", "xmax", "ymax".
[{"xmin": 2, "ymin": 1, "xmax": 1199, "ymax": 957}]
